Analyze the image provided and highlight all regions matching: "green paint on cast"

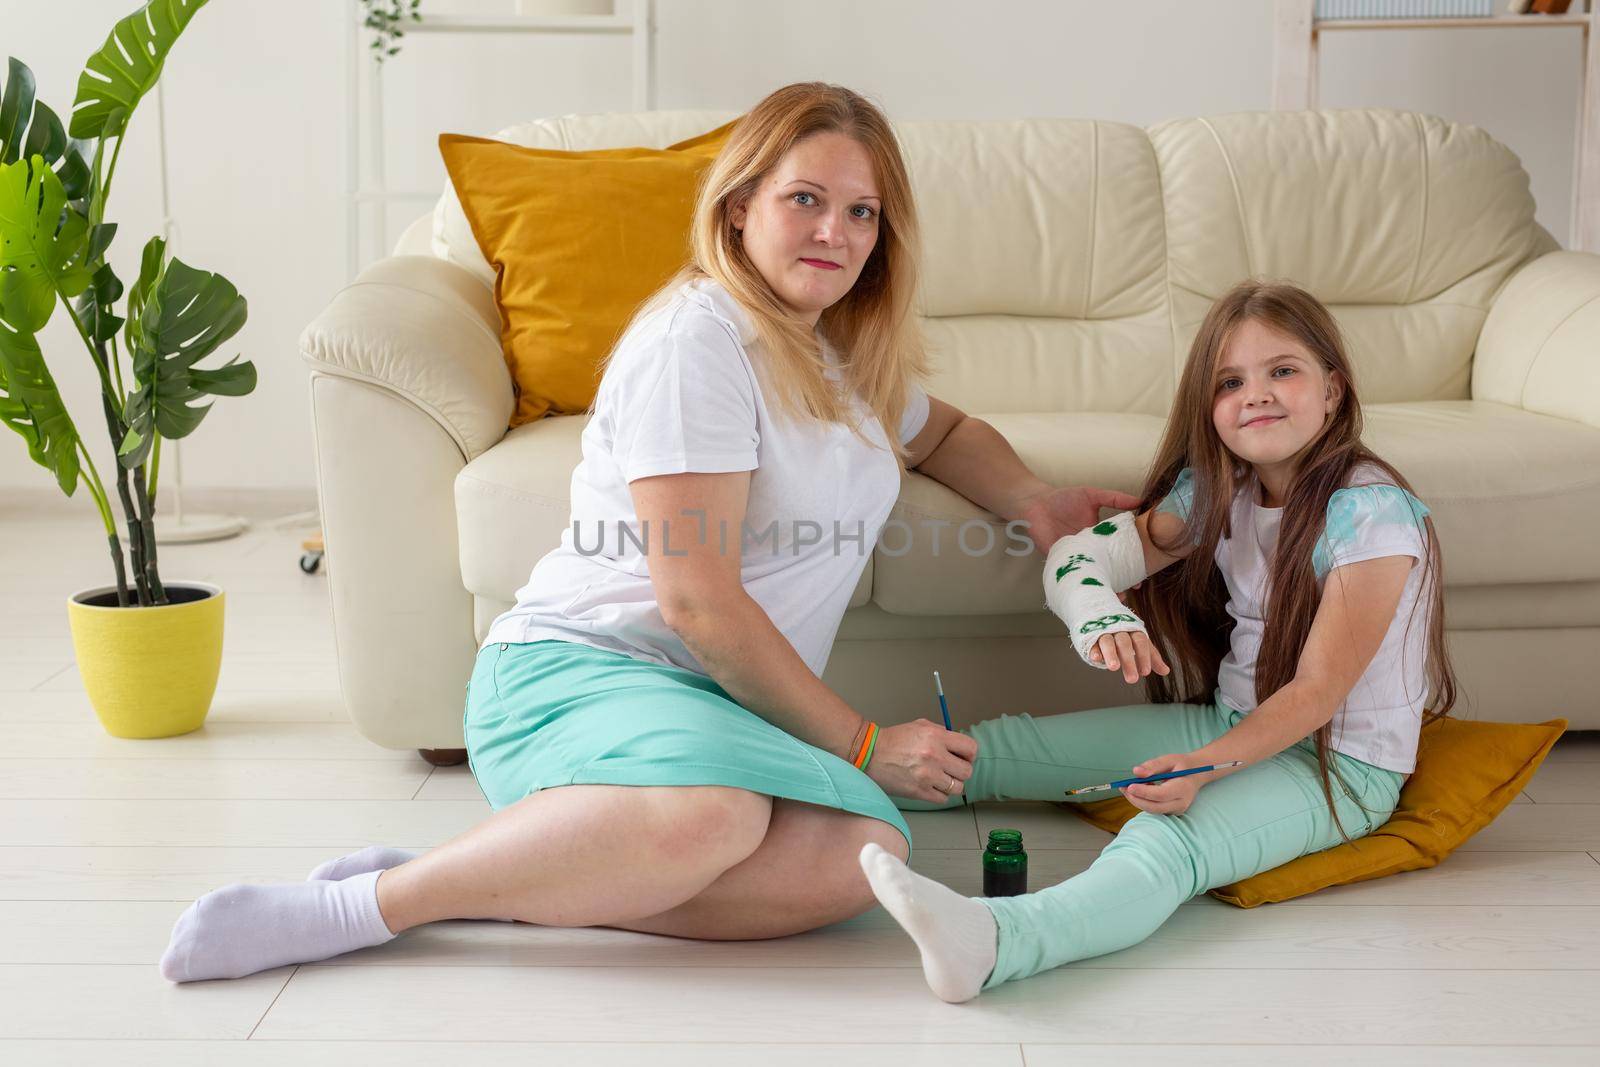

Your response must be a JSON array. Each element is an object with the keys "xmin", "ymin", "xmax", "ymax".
[
  {"xmin": 1054, "ymin": 553, "xmax": 1094, "ymax": 581},
  {"xmin": 1092, "ymin": 520, "xmax": 1117, "ymax": 535},
  {"xmin": 1079, "ymin": 613, "xmax": 1137, "ymax": 634}
]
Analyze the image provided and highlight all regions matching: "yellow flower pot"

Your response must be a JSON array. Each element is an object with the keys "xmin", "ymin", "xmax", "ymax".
[{"xmin": 67, "ymin": 581, "xmax": 225, "ymax": 739}]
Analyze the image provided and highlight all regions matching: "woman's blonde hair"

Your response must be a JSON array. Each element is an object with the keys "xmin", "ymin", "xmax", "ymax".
[{"xmin": 611, "ymin": 82, "xmax": 928, "ymax": 461}]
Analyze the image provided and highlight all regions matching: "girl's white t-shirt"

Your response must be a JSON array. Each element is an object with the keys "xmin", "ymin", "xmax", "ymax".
[
  {"xmin": 1159, "ymin": 462, "xmax": 1434, "ymax": 773},
  {"xmin": 481, "ymin": 278, "xmax": 930, "ymax": 678}
]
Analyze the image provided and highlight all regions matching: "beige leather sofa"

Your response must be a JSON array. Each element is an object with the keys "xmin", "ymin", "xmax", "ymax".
[{"xmin": 301, "ymin": 108, "xmax": 1600, "ymax": 755}]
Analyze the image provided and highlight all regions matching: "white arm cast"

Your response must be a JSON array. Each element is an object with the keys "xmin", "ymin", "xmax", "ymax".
[{"xmin": 1041, "ymin": 511, "xmax": 1150, "ymax": 669}]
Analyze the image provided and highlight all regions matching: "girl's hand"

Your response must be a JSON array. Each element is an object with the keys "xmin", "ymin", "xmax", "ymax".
[
  {"xmin": 867, "ymin": 719, "xmax": 979, "ymax": 804},
  {"xmin": 1121, "ymin": 752, "xmax": 1206, "ymax": 815},
  {"xmin": 1088, "ymin": 631, "xmax": 1170, "ymax": 684}
]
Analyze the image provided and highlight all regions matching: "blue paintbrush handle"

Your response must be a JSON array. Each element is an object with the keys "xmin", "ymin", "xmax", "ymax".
[
  {"xmin": 1111, "ymin": 765, "xmax": 1217, "ymax": 788},
  {"xmin": 1065, "ymin": 761, "xmax": 1244, "ymax": 797},
  {"xmin": 932, "ymin": 672, "xmax": 965, "ymax": 805},
  {"xmin": 932, "ymin": 671, "xmax": 953, "ymax": 731}
]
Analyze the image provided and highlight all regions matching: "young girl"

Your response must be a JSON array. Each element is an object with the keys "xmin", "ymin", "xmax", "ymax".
[{"xmin": 859, "ymin": 280, "xmax": 1458, "ymax": 1003}]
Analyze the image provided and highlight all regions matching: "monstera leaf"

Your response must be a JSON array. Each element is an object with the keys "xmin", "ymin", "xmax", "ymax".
[
  {"xmin": 0, "ymin": 156, "xmax": 93, "ymax": 335},
  {"xmin": 0, "ymin": 57, "xmax": 59, "ymax": 165},
  {"xmin": 74, "ymin": 259, "xmax": 124, "ymax": 346},
  {"xmin": 0, "ymin": 58, "xmax": 93, "ymax": 204},
  {"xmin": 0, "ymin": 317, "xmax": 80, "ymax": 494},
  {"xmin": 118, "ymin": 236, "xmax": 252, "ymax": 467},
  {"xmin": 70, "ymin": 0, "xmax": 210, "ymax": 140}
]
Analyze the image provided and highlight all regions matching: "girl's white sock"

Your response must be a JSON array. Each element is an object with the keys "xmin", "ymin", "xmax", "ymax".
[
  {"xmin": 858, "ymin": 842, "xmax": 998, "ymax": 1003},
  {"xmin": 307, "ymin": 845, "xmax": 418, "ymax": 882},
  {"xmin": 159, "ymin": 869, "xmax": 397, "ymax": 983}
]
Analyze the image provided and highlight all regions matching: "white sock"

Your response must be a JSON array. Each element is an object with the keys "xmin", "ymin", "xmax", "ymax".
[
  {"xmin": 159, "ymin": 869, "xmax": 397, "ymax": 983},
  {"xmin": 307, "ymin": 846, "xmax": 517, "ymax": 923},
  {"xmin": 858, "ymin": 842, "xmax": 998, "ymax": 1004},
  {"xmin": 307, "ymin": 845, "xmax": 418, "ymax": 882}
]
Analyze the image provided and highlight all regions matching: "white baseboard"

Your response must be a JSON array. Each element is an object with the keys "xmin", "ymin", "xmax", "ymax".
[{"xmin": 0, "ymin": 486, "xmax": 320, "ymax": 523}]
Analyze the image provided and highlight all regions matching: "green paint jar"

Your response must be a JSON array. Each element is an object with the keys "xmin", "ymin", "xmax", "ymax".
[{"xmin": 982, "ymin": 828, "xmax": 1027, "ymax": 897}]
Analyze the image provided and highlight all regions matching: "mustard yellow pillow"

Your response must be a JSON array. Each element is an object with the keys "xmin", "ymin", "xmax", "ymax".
[
  {"xmin": 439, "ymin": 123, "xmax": 735, "ymax": 427},
  {"xmin": 1066, "ymin": 716, "xmax": 1567, "ymax": 907}
]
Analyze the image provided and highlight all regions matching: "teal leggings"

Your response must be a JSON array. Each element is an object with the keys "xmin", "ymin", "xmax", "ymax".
[{"xmin": 898, "ymin": 699, "xmax": 1406, "ymax": 990}]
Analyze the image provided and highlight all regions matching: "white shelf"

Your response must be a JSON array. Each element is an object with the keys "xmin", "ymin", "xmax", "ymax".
[
  {"xmin": 1317, "ymin": 14, "xmax": 1590, "ymax": 29},
  {"xmin": 398, "ymin": 14, "xmax": 636, "ymax": 34}
]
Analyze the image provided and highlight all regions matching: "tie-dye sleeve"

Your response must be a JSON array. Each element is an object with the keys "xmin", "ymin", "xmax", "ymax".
[
  {"xmin": 1312, "ymin": 484, "xmax": 1431, "ymax": 581},
  {"xmin": 1153, "ymin": 467, "xmax": 1196, "ymax": 522}
]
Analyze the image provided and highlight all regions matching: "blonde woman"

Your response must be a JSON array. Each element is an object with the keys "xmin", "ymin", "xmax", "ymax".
[{"xmin": 158, "ymin": 83, "xmax": 1137, "ymax": 982}]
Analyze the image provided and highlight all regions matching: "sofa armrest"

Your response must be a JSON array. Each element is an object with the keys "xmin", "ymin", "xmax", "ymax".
[
  {"xmin": 300, "ymin": 255, "xmax": 512, "ymax": 751},
  {"xmin": 299, "ymin": 255, "xmax": 513, "ymax": 462},
  {"xmin": 1475, "ymin": 250, "xmax": 1600, "ymax": 430}
]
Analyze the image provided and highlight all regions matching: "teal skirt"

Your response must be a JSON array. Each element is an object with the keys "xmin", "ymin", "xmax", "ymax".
[{"xmin": 462, "ymin": 639, "xmax": 913, "ymax": 854}]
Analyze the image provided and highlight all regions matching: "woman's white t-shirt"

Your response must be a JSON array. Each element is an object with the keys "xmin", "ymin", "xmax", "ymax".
[
  {"xmin": 481, "ymin": 278, "xmax": 930, "ymax": 678},
  {"xmin": 1158, "ymin": 462, "xmax": 1435, "ymax": 773}
]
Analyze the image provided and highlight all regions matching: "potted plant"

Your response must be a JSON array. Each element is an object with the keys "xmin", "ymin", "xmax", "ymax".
[{"xmin": 0, "ymin": 0, "xmax": 255, "ymax": 738}]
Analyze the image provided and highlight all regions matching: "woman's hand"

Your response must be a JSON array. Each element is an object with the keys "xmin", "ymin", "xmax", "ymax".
[
  {"xmin": 1088, "ymin": 631, "xmax": 1170, "ymax": 684},
  {"xmin": 867, "ymin": 720, "xmax": 978, "ymax": 803},
  {"xmin": 1121, "ymin": 752, "xmax": 1207, "ymax": 815},
  {"xmin": 1014, "ymin": 485, "xmax": 1142, "ymax": 556}
]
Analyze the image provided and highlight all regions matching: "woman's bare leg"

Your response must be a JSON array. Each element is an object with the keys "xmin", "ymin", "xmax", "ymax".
[
  {"xmin": 375, "ymin": 784, "xmax": 772, "ymax": 933},
  {"xmin": 157, "ymin": 782, "xmax": 777, "ymax": 982},
  {"xmin": 614, "ymin": 798, "xmax": 910, "ymax": 940}
]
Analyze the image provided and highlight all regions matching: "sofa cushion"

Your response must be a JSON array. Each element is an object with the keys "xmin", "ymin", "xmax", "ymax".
[
  {"xmin": 870, "ymin": 400, "xmax": 1600, "ymax": 616},
  {"xmin": 432, "ymin": 109, "xmax": 741, "ymax": 288},
  {"xmin": 455, "ymin": 414, "xmax": 580, "ymax": 602},
  {"xmin": 903, "ymin": 120, "xmax": 1165, "ymax": 321},
  {"xmin": 453, "ymin": 414, "xmax": 874, "ymax": 610},
  {"xmin": 1151, "ymin": 110, "xmax": 1555, "ymax": 405},
  {"xmin": 439, "ymin": 125, "xmax": 733, "ymax": 427},
  {"xmin": 901, "ymin": 120, "xmax": 1174, "ymax": 418},
  {"xmin": 1358, "ymin": 401, "xmax": 1600, "ymax": 587},
  {"xmin": 920, "ymin": 313, "xmax": 1175, "ymax": 419}
]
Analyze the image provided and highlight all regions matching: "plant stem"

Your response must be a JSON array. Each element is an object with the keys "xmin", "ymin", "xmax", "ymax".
[
  {"xmin": 76, "ymin": 124, "xmax": 145, "ymax": 608},
  {"xmin": 74, "ymin": 443, "xmax": 113, "ymax": 530},
  {"xmin": 147, "ymin": 430, "xmax": 161, "ymax": 501},
  {"xmin": 88, "ymin": 134, "xmax": 108, "ymax": 228},
  {"xmin": 72, "ymin": 295, "xmax": 145, "ymax": 607},
  {"xmin": 104, "ymin": 533, "xmax": 130, "ymax": 607},
  {"xmin": 132, "ymin": 463, "xmax": 166, "ymax": 604},
  {"xmin": 117, "ymin": 466, "xmax": 149, "ymax": 605},
  {"xmin": 77, "ymin": 442, "xmax": 128, "ymax": 607},
  {"xmin": 109, "ymin": 333, "xmax": 125, "ymax": 405},
  {"xmin": 100, "ymin": 133, "xmax": 125, "ymax": 216},
  {"xmin": 100, "ymin": 392, "xmax": 149, "ymax": 606}
]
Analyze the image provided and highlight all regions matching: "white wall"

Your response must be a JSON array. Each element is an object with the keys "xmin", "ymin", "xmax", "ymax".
[{"xmin": 0, "ymin": 0, "xmax": 1585, "ymax": 507}]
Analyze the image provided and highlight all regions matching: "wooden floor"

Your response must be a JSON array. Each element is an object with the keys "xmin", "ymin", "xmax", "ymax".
[{"xmin": 2, "ymin": 513, "xmax": 1597, "ymax": 1064}]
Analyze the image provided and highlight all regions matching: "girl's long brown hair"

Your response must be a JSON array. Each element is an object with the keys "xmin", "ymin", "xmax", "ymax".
[{"xmin": 1128, "ymin": 281, "xmax": 1459, "ymax": 840}]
